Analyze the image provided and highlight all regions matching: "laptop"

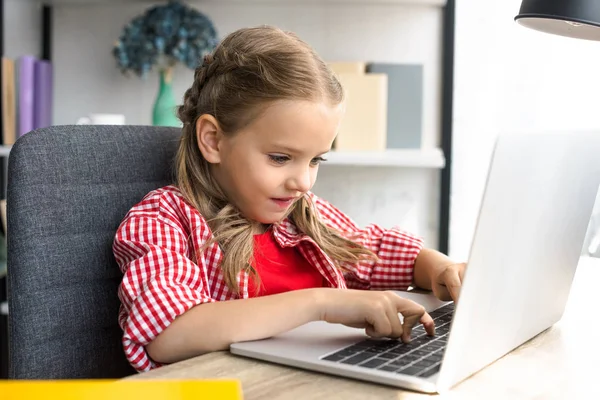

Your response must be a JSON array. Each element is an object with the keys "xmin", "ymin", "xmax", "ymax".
[{"xmin": 230, "ymin": 131, "xmax": 600, "ymax": 393}]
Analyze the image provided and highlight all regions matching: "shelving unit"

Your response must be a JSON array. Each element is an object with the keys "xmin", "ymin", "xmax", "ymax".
[
  {"xmin": 0, "ymin": 146, "xmax": 10, "ymax": 158},
  {"xmin": 7, "ymin": 0, "xmax": 455, "ymax": 238},
  {"xmin": 326, "ymin": 148, "xmax": 445, "ymax": 168}
]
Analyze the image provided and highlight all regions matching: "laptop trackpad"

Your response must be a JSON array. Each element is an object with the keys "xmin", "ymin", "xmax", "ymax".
[{"xmin": 393, "ymin": 290, "xmax": 450, "ymax": 313}]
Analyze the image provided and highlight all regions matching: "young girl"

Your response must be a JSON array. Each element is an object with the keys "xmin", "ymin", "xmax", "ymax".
[{"xmin": 113, "ymin": 25, "xmax": 466, "ymax": 373}]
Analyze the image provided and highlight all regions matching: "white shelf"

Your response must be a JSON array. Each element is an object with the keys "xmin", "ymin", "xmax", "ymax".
[
  {"xmin": 0, "ymin": 301, "xmax": 7, "ymax": 316},
  {"xmin": 0, "ymin": 145, "xmax": 445, "ymax": 167},
  {"xmin": 0, "ymin": 145, "xmax": 11, "ymax": 157},
  {"xmin": 324, "ymin": 148, "xmax": 445, "ymax": 168}
]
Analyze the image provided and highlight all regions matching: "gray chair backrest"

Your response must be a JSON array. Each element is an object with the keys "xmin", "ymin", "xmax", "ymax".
[{"xmin": 7, "ymin": 125, "xmax": 181, "ymax": 379}]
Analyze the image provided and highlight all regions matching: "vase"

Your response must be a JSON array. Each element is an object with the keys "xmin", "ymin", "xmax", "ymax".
[{"xmin": 152, "ymin": 68, "xmax": 180, "ymax": 127}]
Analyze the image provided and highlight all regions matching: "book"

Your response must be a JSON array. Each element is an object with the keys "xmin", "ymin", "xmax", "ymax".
[
  {"xmin": 366, "ymin": 63, "xmax": 424, "ymax": 149},
  {"xmin": 34, "ymin": 59, "xmax": 53, "ymax": 130},
  {"xmin": 18, "ymin": 55, "xmax": 36, "ymax": 137},
  {"xmin": 328, "ymin": 62, "xmax": 366, "ymax": 75},
  {"xmin": 334, "ymin": 73, "xmax": 388, "ymax": 151},
  {"xmin": 1, "ymin": 57, "xmax": 16, "ymax": 145}
]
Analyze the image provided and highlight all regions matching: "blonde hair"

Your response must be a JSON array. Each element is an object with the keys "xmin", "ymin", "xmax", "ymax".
[{"xmin": 176, "ymin": 26, "xmax": 375, "ymax": 293}]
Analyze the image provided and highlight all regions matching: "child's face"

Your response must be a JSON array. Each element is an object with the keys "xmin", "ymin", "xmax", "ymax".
[{"xmin": 212, "ymin": 100, "xmax": 342, "ymax": 224}]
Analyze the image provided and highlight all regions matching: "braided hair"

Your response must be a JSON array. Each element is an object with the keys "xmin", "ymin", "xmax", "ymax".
[{"xmin": 175, "ymin": 26, "xmax": 375, "ymax": 293}]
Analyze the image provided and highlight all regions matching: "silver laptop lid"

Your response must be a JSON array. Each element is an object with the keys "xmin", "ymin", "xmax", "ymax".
[{"xmin": 438, "ymin": 132, "xmax": 600, "ymax": 391}]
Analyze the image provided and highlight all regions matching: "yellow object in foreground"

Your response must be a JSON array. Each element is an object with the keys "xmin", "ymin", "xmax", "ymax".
[{"xmin": 1, "ymin": 379, "xmax": 243, "ymax": 400}]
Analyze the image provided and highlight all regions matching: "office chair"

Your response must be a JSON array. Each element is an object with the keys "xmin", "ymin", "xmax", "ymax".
[{"xmin": 7, "ymin": 125, "xmax": 180, "ymax": 378}]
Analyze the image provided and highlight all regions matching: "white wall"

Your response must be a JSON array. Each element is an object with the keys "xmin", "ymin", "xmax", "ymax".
[
  {"xmin": 4, "ymin": 0, "xmax": 42, "ymax": 59},
  {"xmin": 52, "ymin": 1, "xmax": 446, "ymax": 248},
  {"xmin": 451, "ymin": 0, "xmax": 600, "ymax": 260}
]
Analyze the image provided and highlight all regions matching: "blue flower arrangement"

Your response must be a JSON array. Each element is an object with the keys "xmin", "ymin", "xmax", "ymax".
[
  {"xmin": 112, "ymin": 0, "xmax": 218, "ymax": 126},
  {"xmin": 112, "ymin": 0, "xmax": 218, "ymax": 77}
]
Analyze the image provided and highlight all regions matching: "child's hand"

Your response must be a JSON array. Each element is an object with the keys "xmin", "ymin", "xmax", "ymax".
[
  {"xmin": 317, "ymin": 289, "xmax": 435, "ymax": 342},
  {"xmin": 430, "ymin": 262, "xmax": 466, "ymax": 302},
  {"xmin": 413, "ymin": 249, "xmax": 467, "ymax": 302}
]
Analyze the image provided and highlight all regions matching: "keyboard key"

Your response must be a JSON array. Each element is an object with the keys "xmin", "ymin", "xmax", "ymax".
[
  {"xmin": 346, "ymin": 342, "xmax": 368, "ymax": 350},
  {"xmin": 430, "ymin": 304, "xmax": 454, "ymax": 319},
  {"xmin": 412, "ymin": 327, "xmax": 426, "ymax": 335},
  {"xmin": 410, "ymin": 349, "xmax": 430, "ymax": 357},
  {"xmin": 379, "ymin": 365, "xmax": 399, "ymax": 372},
  {"xmin": 429, "ymin": 310, "xmax": 447, "ymax": 319},
  {"xmin": 340, "ymin": 353, "xmax": 373, "ymax": 365},
  {"xmin": 410, "ymin": 337, "xmax": 430, "ymax": 347},
  {"xmin": 426, "ymin": 341, "xmax": 446, "ymax": 349},
  {"xmin": 322, "ymin": 352, "xmax": 347, "ymax": 362},
  {"xmin": 397, "ymin": 366, "xmax": 422, "ymax": 376},
  {"xmin": 421, "ymin": 344, "xmax": 440, "ymax": 353},
  {"xmin": 388, "ymin": 358, "xmax": 413, "ymax": 368},
  {"xmin": 344, "ymin": 344, "xmax": 367, "ymax": 352},
  {"xmin": 378, "ymin": 352, "xmax": 398, "ymax": 359},
  {"xmin": 412, "ymin": 359, "xmax": 437, "ymax": 369},
  {"xmin": 361, "ymin": 339, "xmax": 388, "ymax": 348},
  {"xmin": 419, "ymin": 364, "xmax": 441, "ymax": 377},
  {"xmin": 366, "ymin": 342, "xmax": 399, "ymax": 352},
  {"xmin": 424, "ymin": 353, "xmax": 443, "ymax": 363},
  {"xmin": 401, "ymin": 354, "xmax": 421, "ymax": 363},
  {"xmin": 333, "ymin": 349, "xmax": 357, "ymax": 358},
  {"xmin": 387, "ymin": 346, "xmax": 412, "ymax": 356},
  {"xmin": 360, "ymin": 358, "xmax": 389, "ymax": 369}
]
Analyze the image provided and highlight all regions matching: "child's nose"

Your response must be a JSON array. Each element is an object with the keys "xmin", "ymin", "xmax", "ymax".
[{"xmin": 289, "ymin": 168, "xmax": 312, "ymax": 193}]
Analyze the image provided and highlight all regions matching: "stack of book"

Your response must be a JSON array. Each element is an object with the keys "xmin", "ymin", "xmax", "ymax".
[
  {"xmin": 1, "ymin": 55, "xmax": 53, "ymax": 145},
  {"xmin": 328, "ymin": 61, "xmax": 424, "ymax": 151}
]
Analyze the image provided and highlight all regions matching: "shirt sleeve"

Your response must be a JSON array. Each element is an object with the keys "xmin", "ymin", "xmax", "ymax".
[
  {"xmin": 112, "ymin": 191, "xmax": 214, "ymax": 372},
  {"xmin": 311, "ymin": 194, "xmax": 424, "ymax": 291}
]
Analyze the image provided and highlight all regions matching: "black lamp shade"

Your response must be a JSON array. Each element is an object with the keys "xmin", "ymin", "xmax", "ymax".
[{"xmin": 515, "ymin": 0, "xmax": 600, "ymax": 41}]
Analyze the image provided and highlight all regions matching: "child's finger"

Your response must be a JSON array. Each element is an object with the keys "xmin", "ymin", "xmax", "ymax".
[
  {"xmin": 420, "ymin": 312, "xmax": 435, "ymax": 336},
  {"xmin": 443, "ymin": 270, "xmax": 462, "ymax": 302},
  {"xmin": 433, "ymin": 282, "xmax": 453, "ymax": 302}
]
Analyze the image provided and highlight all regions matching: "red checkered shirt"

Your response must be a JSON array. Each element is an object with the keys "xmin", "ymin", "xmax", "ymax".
[{"xmin": 112, "ymin": 185, "xmax": 424, "ymax": 372}]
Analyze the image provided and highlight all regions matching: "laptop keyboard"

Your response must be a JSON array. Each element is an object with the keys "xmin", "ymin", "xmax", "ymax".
[{"xmin": 320, "ymin": 303, "xmax": 454, "ymax": 378}]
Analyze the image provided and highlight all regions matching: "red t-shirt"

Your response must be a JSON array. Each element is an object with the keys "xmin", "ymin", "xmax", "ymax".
[{"xmin": 249, "ymin": 228, "xmax": 327, "ymax": 297}]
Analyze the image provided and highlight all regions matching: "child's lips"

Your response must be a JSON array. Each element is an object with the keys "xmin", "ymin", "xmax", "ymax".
[{"xmin": 271, "ymin": 197, "xmax": 296, "ymax": 208}]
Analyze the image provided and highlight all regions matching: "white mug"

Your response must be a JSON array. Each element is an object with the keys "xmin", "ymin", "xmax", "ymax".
[{"xmin": 76, "ymin": 113, "xmax": 126, "ymax": 125}]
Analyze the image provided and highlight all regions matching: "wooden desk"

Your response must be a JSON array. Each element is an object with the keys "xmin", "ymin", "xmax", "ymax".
[{"xmin": 126, "ymin": 257, "xmax": 600, "ymax": 399}]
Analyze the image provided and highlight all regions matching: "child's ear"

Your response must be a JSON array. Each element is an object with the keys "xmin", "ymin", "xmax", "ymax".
[{"xmin": 196, "ymin": 114, "xmax": 222, "ymax": 164}]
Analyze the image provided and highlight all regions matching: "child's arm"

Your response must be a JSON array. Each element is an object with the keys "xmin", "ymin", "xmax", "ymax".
[
  {"xmin": 146, "ymin": 288, "xmax": 321, "ymax": 364},
  {"xmin": 310, "ymin": 193, "xmax": 465, "ymax": 298},
  {"xmin": 146, "ymin": 287, "xmax": 434, "ymax": 365}
]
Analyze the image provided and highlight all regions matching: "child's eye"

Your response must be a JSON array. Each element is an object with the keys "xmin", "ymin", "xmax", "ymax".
[
  {"xmin": 268, "ymin": 154, "xmax": 290, "ymax": 164},
  {"xmin": 310, "ymin": 157, "xmax": 327, "ymax": 166}
]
